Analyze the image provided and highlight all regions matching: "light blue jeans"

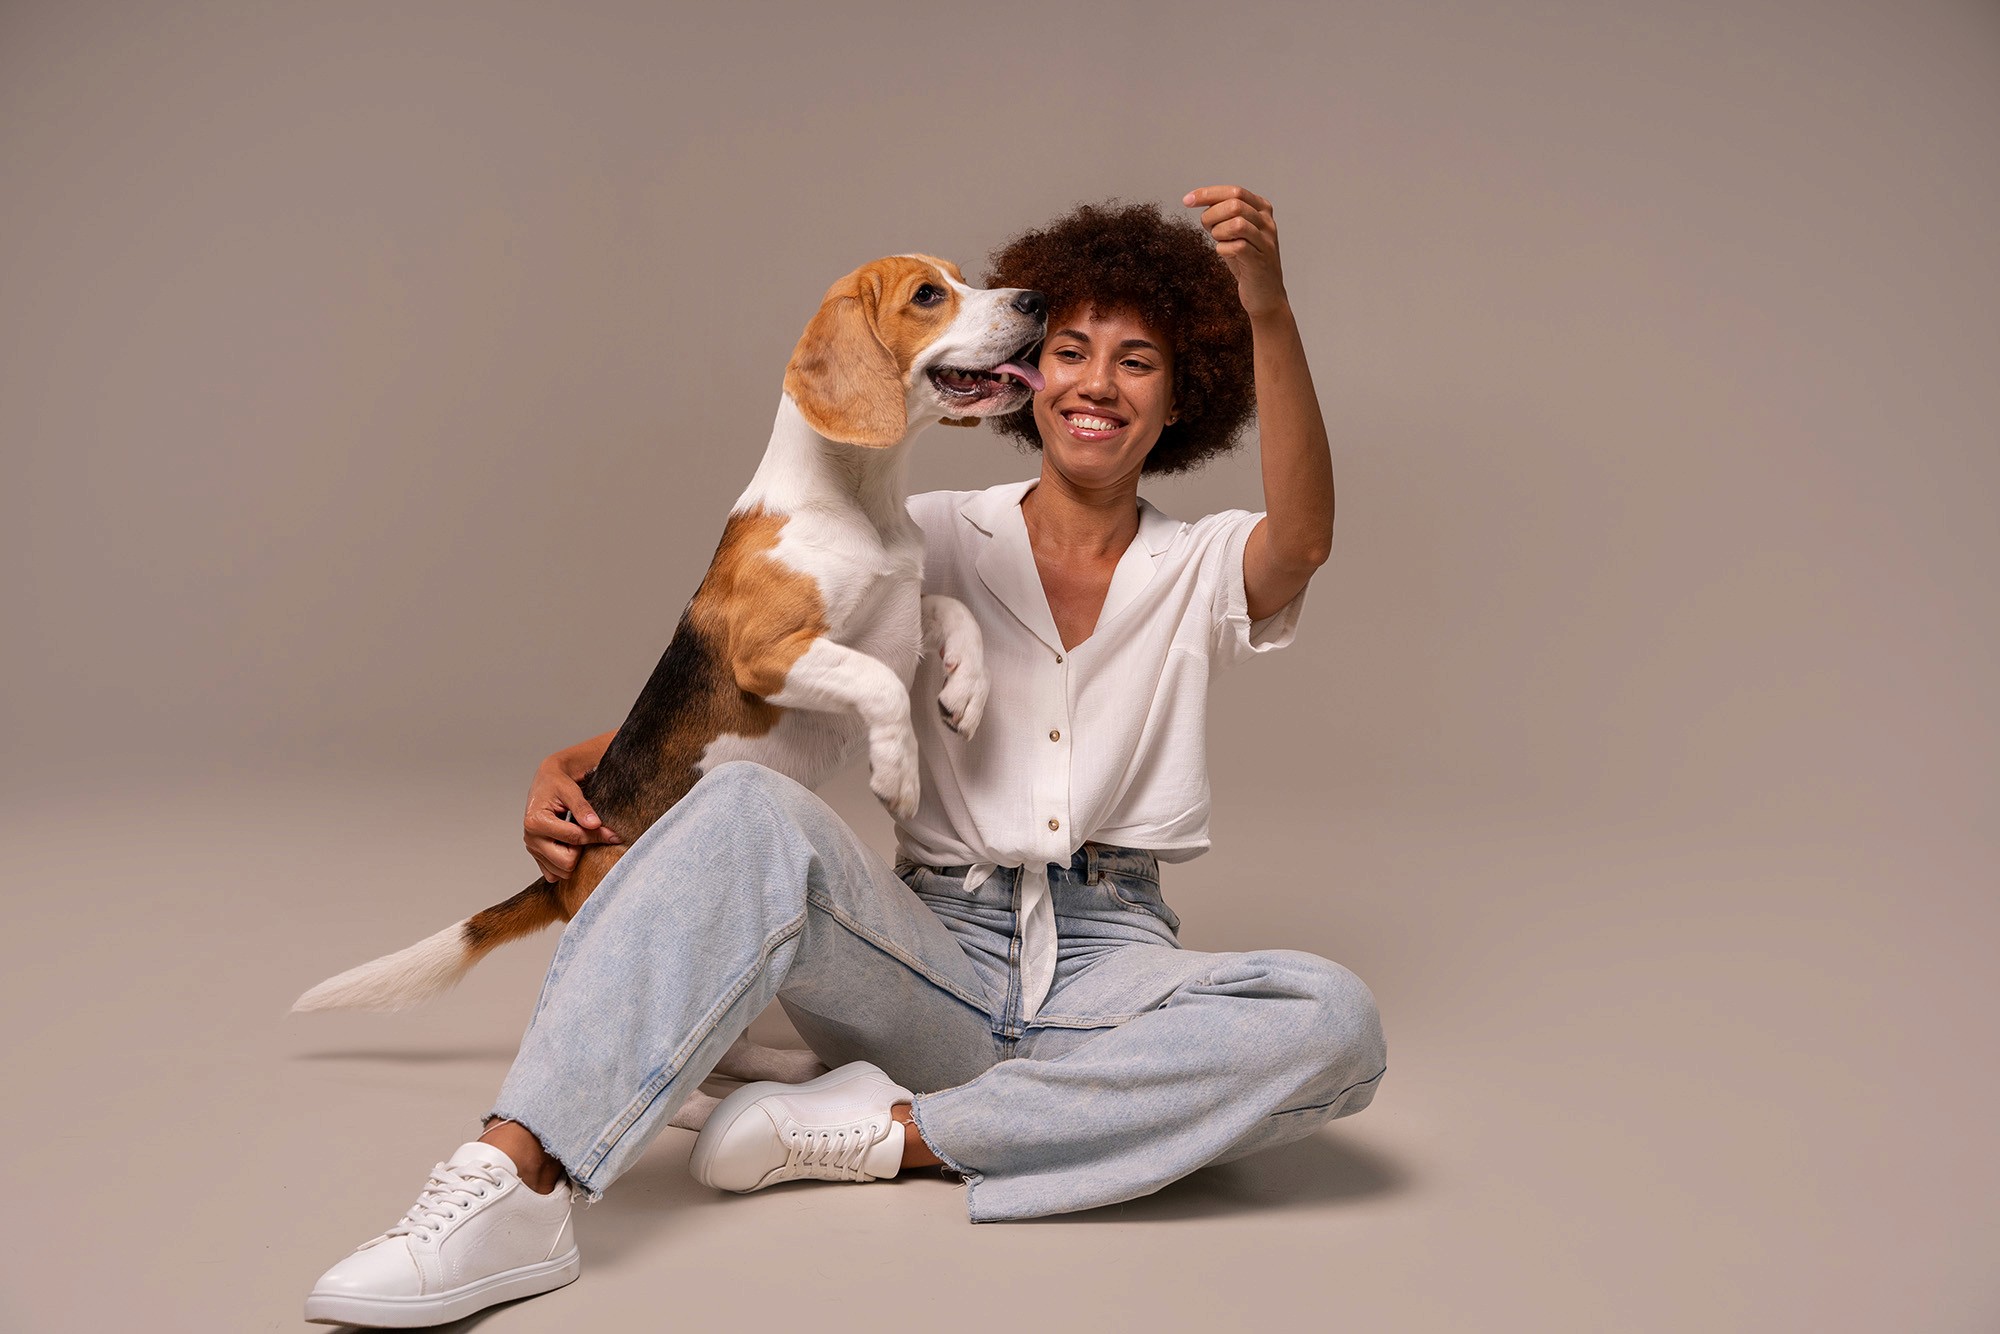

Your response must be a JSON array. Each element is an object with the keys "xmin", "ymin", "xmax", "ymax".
[{"xmin": 490, "ymin": 761, "xmax": 1387, "ymax": 1222}]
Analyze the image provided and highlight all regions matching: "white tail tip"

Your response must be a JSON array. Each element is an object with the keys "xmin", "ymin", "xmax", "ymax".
[{"xmin": 291, "ymin": 921, "xmax": 474, "ymax": 1013}]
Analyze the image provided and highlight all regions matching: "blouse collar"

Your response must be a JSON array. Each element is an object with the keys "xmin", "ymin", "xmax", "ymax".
[{"xmin": 959, "ymin": 478, "xmax": 1183, "ymax": 656}]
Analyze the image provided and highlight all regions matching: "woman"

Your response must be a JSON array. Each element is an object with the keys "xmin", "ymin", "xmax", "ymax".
[{"xmin": 305, "ymin": 186, "xmax": 1388, "ymax": 1328}]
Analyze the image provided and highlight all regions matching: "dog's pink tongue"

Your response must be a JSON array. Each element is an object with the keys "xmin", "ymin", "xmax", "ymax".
[{"xmin": 995, "ymin": 361, "xmax": 1045, "ymax": 393}]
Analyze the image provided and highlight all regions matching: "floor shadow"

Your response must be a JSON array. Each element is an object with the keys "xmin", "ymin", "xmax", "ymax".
[
  {"xmin": 1030, "ymin": 1129, "xmax": 1409, "ymax": 1223},
  {"xmin": 292, "ymin": 1046, "xmax": 521, "ymax": 1064},
  {"xmin": 319, "ymin": 1287, "xmax": 547, "ymax": 1333},
  {"xmin": 573, "ymin": 1125, "xmax": 1407, "ymax": 1267},
  {"xmin": 568, "ymin": 1133, "xmax": 725, "ymax": 1268}
]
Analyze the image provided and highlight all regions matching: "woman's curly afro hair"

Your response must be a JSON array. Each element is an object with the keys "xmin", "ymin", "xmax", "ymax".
[{"xmin": 982, "ymin": 201, "xmax": 1255, "ymax": 476}]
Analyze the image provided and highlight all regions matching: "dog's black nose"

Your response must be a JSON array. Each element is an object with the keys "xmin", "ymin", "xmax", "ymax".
[{"xmin": 1013, "ymin": 290, "xmax": 1047, "ymax": 318}]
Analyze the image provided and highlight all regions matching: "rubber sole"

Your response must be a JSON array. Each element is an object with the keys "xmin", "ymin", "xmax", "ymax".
[{"xmin": 304, "ymin": 1247, "xmax": 580, "ymax": 1327}]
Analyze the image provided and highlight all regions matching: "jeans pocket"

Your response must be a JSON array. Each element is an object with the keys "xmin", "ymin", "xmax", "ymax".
[
  {"xmin": 900, "ymin": 862, "xmax": 981, "ymax": 911},
  {"xmin": 1103, "ymin": 871, "xmax": 1181, "ymax": 936}
]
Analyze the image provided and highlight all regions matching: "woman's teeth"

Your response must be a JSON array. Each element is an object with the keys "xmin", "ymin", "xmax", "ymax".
[{"xmin": 1067, "ymin": 415, "xmax": 1122, "ymax": 431}]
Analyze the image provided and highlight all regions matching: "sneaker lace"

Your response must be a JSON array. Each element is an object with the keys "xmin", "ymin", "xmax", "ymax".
[
  {"xmin": 783, "ymin": 1122, "xmax": 884, "ymax": 1179},
  {"xmin": 375, "ymin": 1161, "xmax": 509, "ymax": 1243}
]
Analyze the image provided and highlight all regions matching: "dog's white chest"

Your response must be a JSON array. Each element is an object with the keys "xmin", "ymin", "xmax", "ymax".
[
  {"xmin": 695, "ymin": 509, "xmax": 924, "ymax": 788},
  {"xmin": 781, "ymin": 513, "xmax": 926, "ymax": 677}
]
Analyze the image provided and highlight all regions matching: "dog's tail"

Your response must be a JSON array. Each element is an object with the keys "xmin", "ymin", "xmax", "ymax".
[{"xmin": 291, "ymin": 879, "xmax": 564, "ymax": 1013}]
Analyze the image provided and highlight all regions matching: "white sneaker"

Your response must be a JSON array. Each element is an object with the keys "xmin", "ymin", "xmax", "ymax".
[
  {"xmin": 689, "ymin": 1060, "xmax": 913, "ymax": 1192},
  {"xmin": 305, "ymin": 1142, "xmax": 579, "ymax": 1327}
]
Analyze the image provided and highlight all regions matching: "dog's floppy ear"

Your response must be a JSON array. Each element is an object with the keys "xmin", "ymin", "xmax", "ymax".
[{"xmin": 785, "ymin": 266, "xmax": 906, "ymax": 448}]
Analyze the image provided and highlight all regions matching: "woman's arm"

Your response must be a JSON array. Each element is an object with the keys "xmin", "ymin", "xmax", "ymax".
[
  {"xmin": 1185, "ymin": 186, "xmax": 1335, "ymax": 622},
  {"xmin": 524, "ymin": 728, "xmax": 621, "ymax": 882}
]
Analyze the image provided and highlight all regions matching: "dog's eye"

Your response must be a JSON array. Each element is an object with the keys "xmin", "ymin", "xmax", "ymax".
[{"xmin": 912, "ymin": 284, "xmax": 945, "ymax": 307}]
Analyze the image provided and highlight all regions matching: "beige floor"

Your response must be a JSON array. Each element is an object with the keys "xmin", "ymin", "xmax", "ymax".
[{"xmin": 3, "ymin": 765, "xmax": 1993, "ymax": 1333}]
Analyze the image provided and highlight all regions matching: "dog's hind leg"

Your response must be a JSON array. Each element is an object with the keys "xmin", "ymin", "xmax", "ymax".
[
  {"xmin": 668, "ymin": 1090, "xmax": 723, "ymax": 1132},
  {"xmin": 709, "ymin": 1031, "xmax": 829, "ymax": 1084},
  {"xmin": 667, "ymin": 1035, "xmax": 829, "ymax": 1132}
]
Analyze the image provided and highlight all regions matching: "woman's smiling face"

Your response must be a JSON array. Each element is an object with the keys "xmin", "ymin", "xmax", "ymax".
[{"xmin": 1030, "ymin": 305, "xmax": 1176, "ymax": 489}]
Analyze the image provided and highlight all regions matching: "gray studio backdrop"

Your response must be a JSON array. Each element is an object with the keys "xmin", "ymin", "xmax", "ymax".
[{"xmin": 4, "ymin": 2, "xmax": 1993, "ymax": 843}]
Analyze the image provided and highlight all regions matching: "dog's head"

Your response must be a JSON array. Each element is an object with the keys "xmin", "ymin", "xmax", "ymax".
[{"xmin": 784, "ymin": 254, "xmax": 1046, "ymax": 448}]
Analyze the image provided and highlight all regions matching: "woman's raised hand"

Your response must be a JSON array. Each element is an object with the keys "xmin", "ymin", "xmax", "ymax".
[
  {"xmin": 524, "ymin": 741, "xmax": 621, "ymax": 882},
  {"xmin": 1184, "ymin": 185, "xmax": 1288, "ymax": 320}
]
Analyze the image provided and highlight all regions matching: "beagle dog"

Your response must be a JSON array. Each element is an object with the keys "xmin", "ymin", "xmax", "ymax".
[{"xmin": 295, "ymin": 256, "xmax": 1046, "ymax": 1108}]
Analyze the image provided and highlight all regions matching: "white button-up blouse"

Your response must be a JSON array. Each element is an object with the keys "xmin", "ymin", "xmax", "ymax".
[{"xmin": 896, "ymin": 478, "xmax": 1307, "ymax": 1023}]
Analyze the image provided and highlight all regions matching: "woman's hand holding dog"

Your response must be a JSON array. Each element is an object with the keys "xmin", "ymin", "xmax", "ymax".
[{"xmin": 525, "ymin": 732, "xmax": 622, "ymax": 882}]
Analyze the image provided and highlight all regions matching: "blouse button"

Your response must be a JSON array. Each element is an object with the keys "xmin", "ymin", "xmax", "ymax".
[
  {"xmin": 1047, "ymin": 818, "xmax": 1060, "ymax": 831},
  {"xmin": 1049, "ymin": 729, "xmax": 1060, "ymax": 742},
  {"xmin": 1054, "ymin": 653, "xmax": 1064, "ymax": 663}
]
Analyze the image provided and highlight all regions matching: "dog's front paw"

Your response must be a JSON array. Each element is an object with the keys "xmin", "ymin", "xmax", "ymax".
[
  {"xmin": 868, "ymin": 725, "xmax": 921, "ymax": 821},
  {"xmin": 937, "ymin": 657, "xmax": 989, "ymax": 739}
]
